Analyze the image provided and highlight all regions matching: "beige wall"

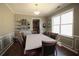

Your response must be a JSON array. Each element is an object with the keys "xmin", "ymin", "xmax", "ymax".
[
  {"xmin": 15, "ymin": 14, "xmax": 46, "ymax": 33},
  {"xmin": 0, "ymin": 4, "xmax": 15, "ymax": 36}
]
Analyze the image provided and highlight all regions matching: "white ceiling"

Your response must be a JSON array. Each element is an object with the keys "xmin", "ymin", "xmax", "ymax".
[{"xmin": 6, "ymin": 3, "xmax": 68, "ymax": 17}]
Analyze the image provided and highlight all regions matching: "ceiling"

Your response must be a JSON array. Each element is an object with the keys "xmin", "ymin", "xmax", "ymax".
[{"xmin": 6, "ymin": 3, "xmax": 68, "ymax": 17}]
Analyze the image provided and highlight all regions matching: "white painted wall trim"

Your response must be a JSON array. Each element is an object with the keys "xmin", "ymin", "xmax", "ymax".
[
  {"xmin": 74, "ymin": 35, "xmax": 79, "ymax": 50},
  {"xmin": 62, "ymin": 44, "xmax": 78, "ymax": 54},
  {"xmin": 32, "ymin": 18, "xmax": 42, "ymax": 34},
  {"xmin": 64, "ymin": 39, "xmax": 74, "ymax": 49},
  {"xmin": 74, "ymin": 35, "xmax": 79, "ymax": 38},
  {"xmin": 75, "ymin": 39, "xmax": 79, "ymax": 50},
  {"xmin": 4, "ymin": 4, "xmax": 15, "ymax": 14},
  {"xmin": 0, "ymin": 32, "xmax": 14, "ymax": 37},
  {"xmin": 0, "ymin": 42, "xmax": 14, "ymax": 56},
  {"xmin": 0, "ymin": 32, "xmax": 14, "ymax": 55}
]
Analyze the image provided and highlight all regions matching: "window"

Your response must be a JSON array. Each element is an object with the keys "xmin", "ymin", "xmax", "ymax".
[
  {"xmin": 52, "ymin": 16, "xmax": 60, "ymax": 33},
  {"xmin": 52, "ymin": 10, "xmax": 73, "ymax": 36}
]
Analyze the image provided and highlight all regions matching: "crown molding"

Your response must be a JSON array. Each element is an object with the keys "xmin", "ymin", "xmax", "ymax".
[
  {"xmin": 48, "ymin": 3, "xmax": 71, "ymax": 17},
  {"xmin": 4, "ymin": 4, "xmax": 15, "ymax": 14}
]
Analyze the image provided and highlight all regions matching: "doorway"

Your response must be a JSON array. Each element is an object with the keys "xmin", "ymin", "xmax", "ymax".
[{"xmin": 33, "ymin": 19, "xmax": 40, "ymax": 34}]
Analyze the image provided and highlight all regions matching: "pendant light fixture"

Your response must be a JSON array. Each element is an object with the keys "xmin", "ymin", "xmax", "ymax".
[{"xmin": 34, "ymin": 4, "xmax": 40, "ymax": 15}]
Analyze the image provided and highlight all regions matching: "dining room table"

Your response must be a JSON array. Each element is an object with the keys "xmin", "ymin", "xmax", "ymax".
[{"xmin": 24, "ymin": 34, "xmax": 57, "ymax": 54}]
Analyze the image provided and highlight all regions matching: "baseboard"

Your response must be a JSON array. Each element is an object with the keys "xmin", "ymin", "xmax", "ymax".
[{"xmin": 62, "ymin": 45, "xmax": 78, "ymax": 54}]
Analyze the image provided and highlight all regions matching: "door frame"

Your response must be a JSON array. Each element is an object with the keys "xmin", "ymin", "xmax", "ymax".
[{"xmin": 32, "ymin": 18, "xmax": 40, "ymax": 33}]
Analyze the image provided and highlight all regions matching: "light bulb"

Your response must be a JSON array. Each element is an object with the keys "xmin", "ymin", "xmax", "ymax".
[{"xmin": 34, "ymin": 11, "xmax": 40, "ymax": 15}]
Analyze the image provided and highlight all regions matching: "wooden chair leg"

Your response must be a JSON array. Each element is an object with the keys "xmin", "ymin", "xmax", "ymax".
[
  {"xmin": 42, "ymin": 47, "xmax": 43, "ymax": 56},
  {"xmin": 55, "ymin": 46, "xmax": 57, "ymax": 56}
]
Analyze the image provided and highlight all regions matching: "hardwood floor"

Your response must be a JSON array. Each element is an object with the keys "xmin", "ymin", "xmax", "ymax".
[
  {"xmin": 55, "ymin": 46, "xmax": 77, "ymax": 56},
  {"xmin": 3, "ymin": 43, "xmax": 77, "ymax": 56},
  {"xmin": 3, "ymin": 42, "xmax": 24, "ymax": 56},
  {"xmin": 24, "ymin": 46, "xmax": 77, "ymax": 56}
]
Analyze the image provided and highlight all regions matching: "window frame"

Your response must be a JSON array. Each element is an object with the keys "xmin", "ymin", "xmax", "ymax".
[{"xmin": 51, "ymin": 8, "xmax": 74, "ymax": 37}]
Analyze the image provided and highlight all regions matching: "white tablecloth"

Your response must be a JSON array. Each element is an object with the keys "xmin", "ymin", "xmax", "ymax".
[{"xmin": 25, "ymin": 34, "xmax": 56, "ymax": 51}]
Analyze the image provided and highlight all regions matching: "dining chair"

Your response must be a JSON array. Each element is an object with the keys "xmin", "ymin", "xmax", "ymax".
[
  {"xmin": 14, "ymin": 31, "xmax": 24, "ymax": 51},
  {"xmin": 21, "ymin": 32, "xmax": 26, "ymax": 48},
  {"xmin": 42, "ymin": 41, "xmax": 57, "ymax": 56}
]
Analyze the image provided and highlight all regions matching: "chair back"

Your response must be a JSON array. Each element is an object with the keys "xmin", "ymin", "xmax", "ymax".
[
  {"xmin": 14, "ymin": 31, "xmax": 24, "ymax": 48},
  {"xmin": 42, "ymin": 41, "xmax": 56, "ymax": 56},
  {"xmin": 21, "ymin": 32, "xmax": 26, "ymax": 48}
]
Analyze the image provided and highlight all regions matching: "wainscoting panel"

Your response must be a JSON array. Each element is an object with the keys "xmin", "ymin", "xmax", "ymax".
[
  {"xmin": 75, "ymin": 39, "xmax": 79, "ymax": 50},
  {"xmin": 59, "ymin": 35, "xmax": 79, "ymax": 54},
  {"xmin": 0, "ymin": 40, "xmax": 2, "ymax": 51},
  {"xmin": 74, "ymin": 36, "xmax": 79, "ymax": 50},
  {"xmin": 59, "ymin": 36, "xmax": 74, "ymax": 49},
  {"xmin": 0, "ymin": 32, "xmax": 14, "ymax": 55},
  {"xmin": 2, "ymin": 37, "xmax": 11, "ymax": 49}
]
